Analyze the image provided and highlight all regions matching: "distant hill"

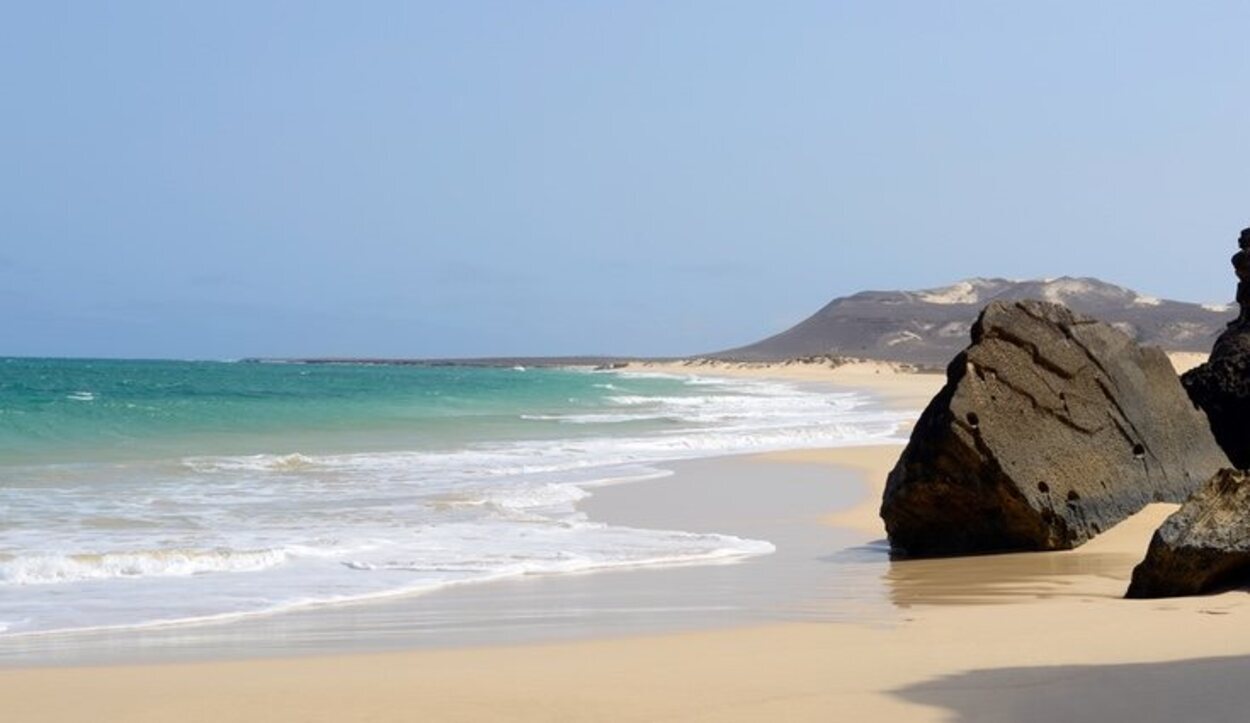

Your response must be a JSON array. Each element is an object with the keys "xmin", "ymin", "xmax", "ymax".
[{"xmin": 714, "ymin": 277, "xmax": 1231, "ymax": 366}]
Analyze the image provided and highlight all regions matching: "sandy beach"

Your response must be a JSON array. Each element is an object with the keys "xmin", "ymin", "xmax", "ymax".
[
  {"xmin": 9, "ymin": 1, "xmax": 1243, "ymax": 719},
  {"xmin": 5, "ymin": 357, "xmax": 1248, "ymax": 722}
]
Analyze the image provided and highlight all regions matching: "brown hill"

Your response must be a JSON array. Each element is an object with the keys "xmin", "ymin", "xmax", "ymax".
[{"xmin": 714, "ymin": 277, "xmax": 1229, "ymax": 366}]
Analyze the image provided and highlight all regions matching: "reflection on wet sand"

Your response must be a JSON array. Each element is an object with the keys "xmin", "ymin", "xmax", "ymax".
[
  {"xmin": 885, "ymin": 548, "xmax": 1142, "ymax": 606},
  {"xmin": 874, "ymin": 501, "xmax": 1192, "ymax": 608}
]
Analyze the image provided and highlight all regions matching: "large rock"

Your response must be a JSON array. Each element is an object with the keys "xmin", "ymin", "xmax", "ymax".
[
  {"xmin": 1126, "ymin": 469, "xmax": 1250, "ymax": 598},
  {"xmin": 1180, "ymin": 227, "xmax": 1250, "ymax": 469},
  {"xmin": 882, "ymin": 299, "xmax": 1229, "ymax": 558},
  {"xmin": 1183, "ymin": 330, "xmax": 1250, "ymax": 468}
]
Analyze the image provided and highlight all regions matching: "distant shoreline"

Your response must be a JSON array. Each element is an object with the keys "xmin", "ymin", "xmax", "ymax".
[
  {"xmin": 238, "ymin": 353, "xmax": 946, "ymax": 374},
  {"xmin": 237, "ymin": 355, "xmax": 652, "ymax": 368}
]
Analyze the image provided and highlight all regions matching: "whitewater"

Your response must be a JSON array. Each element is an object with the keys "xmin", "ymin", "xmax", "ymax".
[{"xmin": 0, "ymin": 359, "xmax": 911, "ymax": 637}]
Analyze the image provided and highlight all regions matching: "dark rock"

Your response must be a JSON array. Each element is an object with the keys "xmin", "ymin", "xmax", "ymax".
[
  {"xmin": 1181, "ymin": 227, "xmax": 1250, "ymax": 468},
  {"xmin": 881, "ymin": 300, "xmax": 1229, "ymax": 558},
  {"xmin": 1183, "ymin": 334, "xmax": 1250, "ymax": 468},
  {"xmin": 1126, "ymin": 469, "xmax": 1250, "ymax": 598}
]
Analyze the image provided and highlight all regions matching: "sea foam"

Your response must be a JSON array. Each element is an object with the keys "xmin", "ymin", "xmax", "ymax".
[
  {"xmin": 0, "ymin": 548, "xmax": 290, "ymax": 585},
  {"xmin": 0, "ymin": 367, "xmax": 908, "ymax": 638}
]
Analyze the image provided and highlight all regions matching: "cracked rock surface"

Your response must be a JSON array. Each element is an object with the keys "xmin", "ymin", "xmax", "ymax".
[
  {"xmin": 1181, "ymin": 226, "xmax": 1250, "ymax": 469},
  {"xmin": 1182, "ymin": 323, "xmax": 1250, "ymax": 469},
  {"xmin": 881, "ymin": 300, "xmax": 1229, "ymax": 558},
  {"xmin": 1126, "ymin": 469, "xmax": 1250, "ymax": 598}
]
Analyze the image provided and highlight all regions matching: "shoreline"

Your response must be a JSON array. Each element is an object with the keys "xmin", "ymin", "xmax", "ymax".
[
  {"xmin": 0, "ymin": 446, "xmax": 901, "ymax": 669},
  {"xmin": 618, "ymin": 358, "xmax": 947, "ymax": 411},
  {"xmin": 7, "ymin": 440, "xmax": 1250, "ymax": 720},
  {"xmin": 7, "ymin": 357, "xmax": 1248, "ymax": 721},
  {"xmin": 0, "ymin": 363, "xmax": 924, "ymax": 665}
]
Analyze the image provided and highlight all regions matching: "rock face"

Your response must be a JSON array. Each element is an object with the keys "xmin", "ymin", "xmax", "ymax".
[
  {"xmin": 1126, "ymin": 469, "xmax": 1250, "ymax": 598},
  {"xmin": 1181, "ymin": 228, "xmax": 1250, "ymax": 469},
  {"xmin": 881, "ymin": 299, "xmax": 1229, "ymax": 558}
]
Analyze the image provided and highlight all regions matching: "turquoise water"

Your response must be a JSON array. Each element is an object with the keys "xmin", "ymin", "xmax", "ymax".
[
  {"xmin": 0, "ymin": 358, "xmax": 909, "ymax": 637},
  {"xmin": 0, "ymin": 358, "xmax": 696, "ymax": 464}
]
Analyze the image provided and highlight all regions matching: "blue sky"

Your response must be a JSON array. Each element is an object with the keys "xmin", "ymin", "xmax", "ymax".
[{"xmin": 2, "ymin": 2, "xmax": 1247, "ymax": 359}]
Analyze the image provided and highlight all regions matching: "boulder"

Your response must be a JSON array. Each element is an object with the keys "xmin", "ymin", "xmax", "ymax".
[
  {"xmin": 1180, "ymin": 227, "xmax": 1250, "ymax": 468},
  {"xmin": 881, "ymin": 299, "xmax": 1229, "ymax": 558},
  {"xmin": 1183, "ymin": 331, "xmax": 1250, "ymax": 468},
  {"xmin": 1126, "ymin": 469, "xmax": 1250, "ymax": 598}
]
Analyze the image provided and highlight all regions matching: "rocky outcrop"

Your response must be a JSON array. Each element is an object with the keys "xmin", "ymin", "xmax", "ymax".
[
  {"xmin": 882, "ymin": 300, "xmax": 1229, "ymax": 558},
  {"xmin": 1181, "ymin": 228, "xmax": 1250, "ymax": 469},
  {"xmin": 1126, "ymin": 469, "xmax": 1250, "ymax": 598},
  {"xmin": 713, "ymin": 277, "xmax": 1230, "ymax": 366}
]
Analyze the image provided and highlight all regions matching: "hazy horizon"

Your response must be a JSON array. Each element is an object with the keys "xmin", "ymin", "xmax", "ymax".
[
  {"xmin": 4, "ymin": 2, "xmax": 1247, "ymax": 359},
  {"xmin": 0, "ymin": 272, "xmax": 1235, "ymax": 363}
]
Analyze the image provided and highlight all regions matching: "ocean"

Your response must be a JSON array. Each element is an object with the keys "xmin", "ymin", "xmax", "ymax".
[{"xmin": 0, "ymin": 358, "xmax": 909, "ymax": 638}]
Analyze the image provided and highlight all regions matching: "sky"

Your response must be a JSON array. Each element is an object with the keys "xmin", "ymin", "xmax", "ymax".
[{"xmin": 2, "ymin": 2, "xmax": 1247, "ymax": 359}]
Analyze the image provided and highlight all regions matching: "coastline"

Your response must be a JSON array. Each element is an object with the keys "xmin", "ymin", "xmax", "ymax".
[
  {"xmin": 6, "ymin": 357, "xmax": 1247, "ymax": 722},
  {"xmin": 619, "ymin": 357, "xmax": 947, "ymax": 411},
  {"xmin": 0, "ymin": 362, "xmax": 918, "ymax": 666},
  {"xmin": 0, "ymin": 448, "xmax": 886, "ymax": 668}
]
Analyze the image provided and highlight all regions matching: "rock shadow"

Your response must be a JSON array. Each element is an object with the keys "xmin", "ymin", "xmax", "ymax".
[{"xmin": 892, "ymin": 655, "xmax": 1250, "ymax": 723}]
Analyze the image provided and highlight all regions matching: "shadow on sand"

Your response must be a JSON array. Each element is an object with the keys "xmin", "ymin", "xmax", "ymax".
[{"xmin": 892, "ymin": 655, "xmax": 1250, "ymax": 723}]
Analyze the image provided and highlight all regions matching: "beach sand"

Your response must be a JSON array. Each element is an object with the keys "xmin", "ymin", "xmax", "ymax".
[{"xmin": 6, "ymin": 356, "xmax": 1247, "ymax": 722}]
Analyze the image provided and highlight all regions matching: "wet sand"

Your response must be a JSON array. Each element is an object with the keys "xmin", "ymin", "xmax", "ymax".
[{"xmin": 0, "ymin": 451, "xmax": 888, "ymax": 667}]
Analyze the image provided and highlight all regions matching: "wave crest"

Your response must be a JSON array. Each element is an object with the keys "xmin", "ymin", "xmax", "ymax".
[{"xmin": 0, "ymin": 548, "xmax": 290, "ymax": 586}]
